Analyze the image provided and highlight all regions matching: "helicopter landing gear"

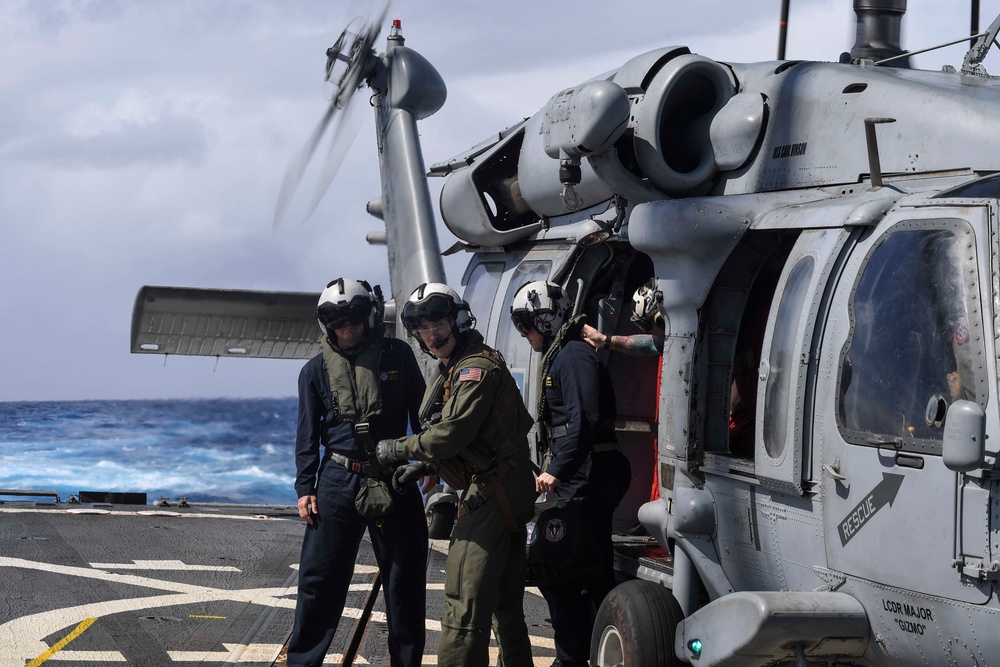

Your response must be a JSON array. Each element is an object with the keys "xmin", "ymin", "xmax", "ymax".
[{"xmin": 591, "ymin": 579, "xmax": 684, "ymax": 667}]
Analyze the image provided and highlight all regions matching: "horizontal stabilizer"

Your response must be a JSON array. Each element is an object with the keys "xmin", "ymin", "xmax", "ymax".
[{"xmin": 131, "ymin": 286, "xmax": 320, "ymax": 359}]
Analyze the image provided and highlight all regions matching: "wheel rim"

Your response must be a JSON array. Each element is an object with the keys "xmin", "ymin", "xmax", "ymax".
[{"xmin": 596, "ymin": 625, "xmax": 624, "ymax": 667}]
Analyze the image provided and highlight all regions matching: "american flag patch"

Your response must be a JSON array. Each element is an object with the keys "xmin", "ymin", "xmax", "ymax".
[{"xmin": 458, "ymin": 367, "xmax": 483, "ymax": 383}]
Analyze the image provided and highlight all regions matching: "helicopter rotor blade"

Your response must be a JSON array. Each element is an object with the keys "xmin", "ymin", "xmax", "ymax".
[
  {"xmin": 273, "ymin": 98, "xmax": 339, "ymax": 230},
  {"xmin": 302, "ymin": 90, "xmax": 367, "ymax": 223},
  {"xmin": 272, "ymin": 0, "xmax": 393, "ymax": 229}
]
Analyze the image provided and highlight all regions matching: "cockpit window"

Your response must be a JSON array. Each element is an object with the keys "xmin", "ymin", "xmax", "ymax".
[
  {"xmin": 933, "ymin": 173, "xmax": 1000, "ymax": 199},
  {"xmin": 497, "ymin": 262, "xmax": 551, "ymax": 410},
  {"xmin": 462, "ymin": 262, "xmax": 504, "ymax": 333},
  {"xmin": 838, "ymin": 222, "xmax": 985, "ymax": 453},
  {"xmin": 762, "ymin": 255, "xmax": 815, "ymax": 460}
]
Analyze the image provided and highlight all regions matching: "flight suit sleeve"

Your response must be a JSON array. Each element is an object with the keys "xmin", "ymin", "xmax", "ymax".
[
  {"xmin": 397, "ymin": 362, "xmax": 497, "ymax": 462},
  {"xmin": 294, "ymin": 359, "xmax": 324, "ymax": 498},
  {"xmin": 546, "ymin": 348, "xmax": 601, "ymax": 481}
]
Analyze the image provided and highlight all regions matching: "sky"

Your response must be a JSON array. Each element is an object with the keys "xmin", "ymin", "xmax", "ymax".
[{"xmin": 1, "ymin": 0, "xmax": 997, "ymax": 401}]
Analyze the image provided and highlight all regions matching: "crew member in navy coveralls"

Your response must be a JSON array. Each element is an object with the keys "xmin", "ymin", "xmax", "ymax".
[
  {"xmin": 511, "ymin": 280, "xmax": 632, "ymax": 667},
  {"xmin": 287, "ymin": 278, "xmax": 428, "ymax": 667}
]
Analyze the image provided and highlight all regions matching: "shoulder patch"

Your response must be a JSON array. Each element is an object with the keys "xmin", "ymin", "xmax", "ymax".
[{"xmin": 459, "ymin": 367, "xmax": 483, "ymax": 383}]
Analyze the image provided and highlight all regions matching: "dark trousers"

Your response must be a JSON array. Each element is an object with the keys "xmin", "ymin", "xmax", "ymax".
[
  {"xmin": 540, "ymin": 450, "xmax": 631, "ymax": 663},
  {"xmin": 287, "ymin": 463, "xmax": 428, "ymax": 667}
]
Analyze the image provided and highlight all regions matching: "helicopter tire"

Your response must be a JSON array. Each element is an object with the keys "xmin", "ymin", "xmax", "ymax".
[
  {"xmin": 426, "ymin": 502, "xmax": 456, "ymax": 540},
  {"xmin": 590, "ymin": 578, "xmax": 684, "ymax": 667}
]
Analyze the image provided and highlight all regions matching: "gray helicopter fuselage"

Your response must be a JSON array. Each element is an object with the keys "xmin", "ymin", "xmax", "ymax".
[{"xmin": 428, "ymin": 32, "xmax": 1000, "ymax": 665}]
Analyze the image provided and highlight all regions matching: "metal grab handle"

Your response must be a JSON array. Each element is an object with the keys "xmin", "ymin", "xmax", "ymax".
[
  {"xmin": 571, "ymin": 278, "xmax": 584, "ymax": 317},
  {"xmin": 822, "ymin": 457, "xmax": 847, "ymax": 481},
  {"xmin": 866, "ymin": 435, "xmax": 903, "ymax": 451}
]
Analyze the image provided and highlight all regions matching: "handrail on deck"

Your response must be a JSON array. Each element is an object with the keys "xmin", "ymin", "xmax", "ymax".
[{"xmin": 0, "ymin": 488, "xmax": 61, "ymax": 503}]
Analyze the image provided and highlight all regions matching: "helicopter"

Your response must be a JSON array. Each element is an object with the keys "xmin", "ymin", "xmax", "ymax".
[{"xmin": 132, "ymin": 0, "xmax": 1000, "ymax": 664}]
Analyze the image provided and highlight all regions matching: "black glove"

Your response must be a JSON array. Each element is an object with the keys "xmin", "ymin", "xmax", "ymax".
[
  {"xmin": 376, "ymin": 438, "xmax": 406, "ymax": 466},
  {"xmin": 392, "ymin": 462, "xmax": 431, "ymax": 493}
]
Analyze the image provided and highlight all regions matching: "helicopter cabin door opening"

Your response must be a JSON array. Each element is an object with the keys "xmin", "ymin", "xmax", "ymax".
[
  {"xmin": 574, "ymin": 250, "xmax": 663, "ymax": 529},
  {"xmin": 461, "ymin": 243, "xmax": 664, "ymax": 532},
  {"xmin": 695, "ymin": 229, "xmax": 796, "ymax": 470}
]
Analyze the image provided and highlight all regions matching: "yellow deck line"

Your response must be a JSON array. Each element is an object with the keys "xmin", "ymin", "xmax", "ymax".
[{"xmin": 25, "ymin": 617, "xmax": 95, "ymax": 667}]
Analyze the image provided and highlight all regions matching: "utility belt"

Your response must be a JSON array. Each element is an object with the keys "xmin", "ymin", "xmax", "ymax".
[
  {"xmin": 457, "ymin": 457, "xmax": 520, "ymax": 534},
  {"xmin": 547, "ymin": 420, "xmax": 616, "ymax": 440},
  {"xmin": 324, "ymin": 421, "xmax": 383, "ymax": 477},
  {"xmin": 326, "ymin": 450, "xmax": 378, "ymax": 476}
]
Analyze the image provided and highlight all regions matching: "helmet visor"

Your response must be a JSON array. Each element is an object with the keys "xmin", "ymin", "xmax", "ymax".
[
  {"xmin": 402, "ymin": 297, "xmax": 452, "ymax": 329},
  {"xmin": 318, "ymin": 299, "xmax": 372, "ymax": 329},
  {"xmin": 511, "ymin": 311, "xmax": 535, "ymax": 336}
]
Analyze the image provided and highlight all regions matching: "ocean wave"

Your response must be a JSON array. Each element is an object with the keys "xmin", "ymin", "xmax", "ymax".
[{"xmin": 0, "ymin": 398, "xmax": 299, "ymax": 505}]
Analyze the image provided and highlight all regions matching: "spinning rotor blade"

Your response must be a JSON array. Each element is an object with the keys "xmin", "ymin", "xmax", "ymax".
[
  {"xmin": 272, "ymin": 0, "xmax": 393, "ymax": 229},
  {"xmin": 303, "ymin": 90, "xmax": 367, "ymax": 221}
]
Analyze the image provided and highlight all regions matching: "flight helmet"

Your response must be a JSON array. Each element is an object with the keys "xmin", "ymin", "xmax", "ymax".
[
  {"xmin": 631, "ymin": 279, "xmax": 664, "ymax": 332},
  {"xmin": 510, "ymin": 280, "xmax": 573, "ymax": 338},
  {"xmin": 401, "ymin": 282, "xmax": 474, "ymax": 353},
  {"xmin": 316, "ymin": 278, "xmax": 378, "ymax": 337}
]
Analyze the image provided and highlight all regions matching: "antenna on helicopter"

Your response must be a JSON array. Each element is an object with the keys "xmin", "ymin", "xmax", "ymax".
[
  {"xmin": 972, "ymin": 0, "xmax": 981, "ymax": 46},
  {"xmin": 272, "ymin": 0, "xmax": 393, "ymax": 229},
  {"xmin": 777, "ymin": 0, "xmax": 790, "ymax": 60}
]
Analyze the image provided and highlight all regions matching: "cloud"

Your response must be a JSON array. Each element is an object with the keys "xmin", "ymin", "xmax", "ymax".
[
  {"xmin": 0, "ymin": 0, "xmax": 994, "ymax": 400},
  {"xmin": 10, "ymin": 115, "xmax": 208, "ymax": 169}
]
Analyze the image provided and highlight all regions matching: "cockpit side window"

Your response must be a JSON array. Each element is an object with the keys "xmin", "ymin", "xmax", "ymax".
[
  {"xmin": 462, "ymin": 261, "xmax": 504, "ymax": 336},
  {"xmin": 838, "ymin": 221, "xmax": 986, "ymax": 454},
  {"xmin": 762, "ymin": 255, "xmax": 815, "ymax": 460},
  {"xmin": 497, "ymin": 262, "xmax": 551, "ymax": 411}
]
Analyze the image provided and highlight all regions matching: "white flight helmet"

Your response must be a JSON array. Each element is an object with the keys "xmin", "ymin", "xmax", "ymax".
[
  {"xmin": 316, "ymin": 278, "xmax": 379, "ymax": 337},
  {"xmin": 401, "ymin": 282, "xmax": 475, "ymax": 353},
  {"xmin": 631, "ymin": 280, "xmax": 664, "ymax": 332},
  {"xmin": 510, "ymin": 280, "xmax": 573, "ymax": 337}
]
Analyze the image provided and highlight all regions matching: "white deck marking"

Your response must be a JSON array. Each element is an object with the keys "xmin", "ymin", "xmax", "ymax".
[
  {"xmin": 90, "ymin": 560, "xmax": 241, "ymax": 572},
  {"xmin": 0, "ymin": 557, "xmax": 296, "ymax": 667},
  {"xmin": 416, "ymin": 650, "xmax": 555, "ymax": 666},
  {"xmin": 167, "ymin": 643, "xmax": 284, "ymax": 662},
  {"xmin": 2, "ymin": 554, "xmax": 555, "ymax": 666},
  {"xmin": 323, "ymin": 656, "xmax": 368, "ymax": 665}
]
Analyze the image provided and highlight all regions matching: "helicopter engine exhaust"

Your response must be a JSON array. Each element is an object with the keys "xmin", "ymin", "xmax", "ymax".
[
  {"xmin": 850, "ymin": 0, "xmax": 910, "ymax": 66},
  {"xmin": 439, "ymin": 47, "xmax": 752, "ymax": 245}
]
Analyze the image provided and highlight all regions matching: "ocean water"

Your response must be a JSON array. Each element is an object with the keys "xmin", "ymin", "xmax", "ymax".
[{"xmin": 0, "ymin": 398, "xmax": 299, "ymax": 506}]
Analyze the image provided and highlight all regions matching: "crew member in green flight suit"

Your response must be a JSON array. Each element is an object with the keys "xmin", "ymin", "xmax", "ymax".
[{"xmin": 375, "ymin": 282, "xmax": 536, "ymax": 667}]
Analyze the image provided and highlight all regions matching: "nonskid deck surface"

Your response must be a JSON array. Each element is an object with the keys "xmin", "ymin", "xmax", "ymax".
[{"xmin": 0, "ymin": 502, "xmax": 556, "ymax": 666}]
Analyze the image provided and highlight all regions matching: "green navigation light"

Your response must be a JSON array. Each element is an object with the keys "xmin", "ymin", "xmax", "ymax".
[{"xmin": 687, "ymin": 638, "xmax": 703, "ymax": 657}]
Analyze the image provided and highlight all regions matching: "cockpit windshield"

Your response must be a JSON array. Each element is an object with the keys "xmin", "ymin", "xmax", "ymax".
[{"xmin": 933, "ymin": 173, "xmax": 1000, "ymax": 199}]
